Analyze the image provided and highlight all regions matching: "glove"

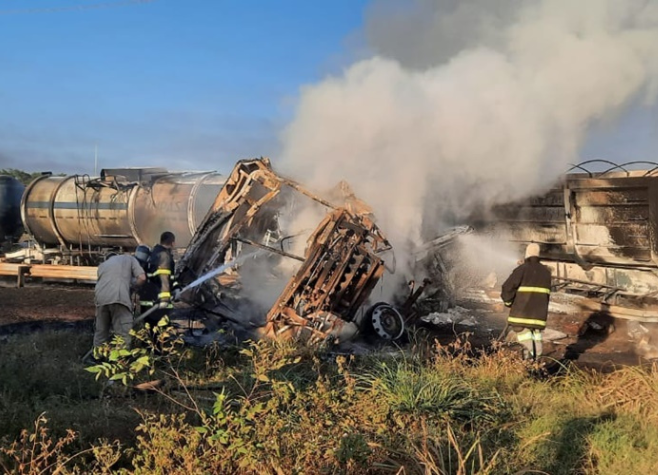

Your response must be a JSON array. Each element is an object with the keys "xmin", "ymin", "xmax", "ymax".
[
  {"xmin": 173, "ymin": 288, "xmax": 182, "ymax": 302},
  {"xmin": 157, "ymin": 298, "xmax": 172, "ymax": 309}
]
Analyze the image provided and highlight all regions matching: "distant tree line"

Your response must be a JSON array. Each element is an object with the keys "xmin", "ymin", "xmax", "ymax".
[{"xmin": 0, "ymin": 168, "xmax": 65, "ymax": 185}]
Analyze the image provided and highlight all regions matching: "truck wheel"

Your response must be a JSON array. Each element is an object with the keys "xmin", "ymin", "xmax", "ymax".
[{"xmin": 369, "ymin": 303, "xmax": 405, "ymax": 340}]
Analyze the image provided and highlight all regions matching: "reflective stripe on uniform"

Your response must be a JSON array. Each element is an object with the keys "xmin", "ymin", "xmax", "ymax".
[
  {"xmin": 152, "ymin": 268, "xmax": 172, "ymax": 276},
  {"xmin": 508, "ymin": 316, "xmax": 546, "ymax": 327},
  {"xmin": 141, "ymin": 300, "xmax": 172, "ymax": 309},
  {"xmin": 517, "ymin": 286, "xmax": 550, "ymax": 294},
  {"xmin": 158, "ymin": 292, "xmax": 171, "ymax": 299}
]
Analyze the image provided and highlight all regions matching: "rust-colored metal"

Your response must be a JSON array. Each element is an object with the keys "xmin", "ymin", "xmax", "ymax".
[
  {"xmin": 176, "ymin": 158, "xmax": 393, "ymax": 343},
  {"xmin": 176, "ymin": 158, "xmax": 286, "ymax": 281},
  {"xmin": 263, "ymin": 208, "xmax": 389, "ymax": 342},
  {"xmin": 177, "ymin": 157, "xmax": 367, "ymax": 284}
]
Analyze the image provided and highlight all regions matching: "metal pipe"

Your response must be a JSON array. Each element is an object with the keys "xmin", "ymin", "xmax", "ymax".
[{"xmin": 234, "ymin": 237, "xmax": 305, "ymax": 262}]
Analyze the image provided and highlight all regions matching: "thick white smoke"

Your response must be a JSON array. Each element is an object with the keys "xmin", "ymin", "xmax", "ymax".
[{"xmin": 279, "ymin": 0, "xmax": 658, "ymax": 285}]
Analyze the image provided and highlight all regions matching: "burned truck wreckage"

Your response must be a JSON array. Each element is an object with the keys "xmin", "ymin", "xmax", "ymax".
[
  {"xmin": 478, "ymin": 161, "xmax": 658, "ymax": 322},
  {"xmin": 8, "ymin": 156, "xmax": 658, "ymax": 344},
  {"xmin": 0, "ymin": 158, "xmax": 461, "ymax": 342},
  {"xmin": 174, "ymin": 158, "xmax": 412, "ymax": 344}
]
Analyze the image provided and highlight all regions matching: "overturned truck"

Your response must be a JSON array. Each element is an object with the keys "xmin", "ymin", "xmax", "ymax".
[
  {"xmin": 175, "ymin": 158, "xmax": 407, "ymax": 344},
  {"xmin": 482, "ymin": 161, "xmax": 658, "ymax": 321}
]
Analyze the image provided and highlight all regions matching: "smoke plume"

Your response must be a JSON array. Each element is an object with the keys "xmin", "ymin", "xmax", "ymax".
[{"xmin": 279, "ymin": 0, "xmax": 658, "ymax": 282}]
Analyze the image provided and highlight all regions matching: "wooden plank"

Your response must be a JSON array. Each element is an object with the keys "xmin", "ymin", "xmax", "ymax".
[
  {"xmin": 526, "ymin": 189, "xmax": 564, "ymax": 206},
  {"xmin": 0, "ymin": 263, "xmax": 98, "ymax": 282},
  {"xmin": 489, "ymin": 223, "xmax": 568, "ymax": 244},
  {"xmin": 0, "ymin": 263, "xmax": 25, "ymax": 276},
  {"xmin": 493, "ymin": 206, "xmax": 565, "ymax": 223},
  {"xmin": 29, "ymin": 265, "xmax": 98, "ymax": 281},
  {"xmin": 578, "ymin": 205, "xmax": 649, "ymax": 224},
  {"xmin": 575, "ymin": 244, "xmax": 653, "ymax": 264},
  {"xmin": 574, "ymin": 223, "xmax": 650, "ymax": 247},
  {"xmin": 574, "ymin": 189, "xmax": 648, "ymax": 206}
]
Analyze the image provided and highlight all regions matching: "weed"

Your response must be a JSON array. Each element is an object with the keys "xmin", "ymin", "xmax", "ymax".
[{"xmin": 4, "ymin": 330, "xmax": 658, "ymax": 473}]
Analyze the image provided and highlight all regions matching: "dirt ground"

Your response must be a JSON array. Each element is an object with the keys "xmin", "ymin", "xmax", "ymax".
[
  {"xmin": 426, "ymin": 296, "xmax": 650, "ymax": 370},
  {"xmin": 0, "ymin": 280, "xmax": 95, "ymax": 334},
  {"xmin": 0, "ymin": 278, "xmax": 650, "ymax": 370}
]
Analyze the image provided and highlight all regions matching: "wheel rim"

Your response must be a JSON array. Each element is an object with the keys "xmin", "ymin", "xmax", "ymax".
[{"xmin": 371, "ymin": 304, "xmax": 405, "ymax": 340}]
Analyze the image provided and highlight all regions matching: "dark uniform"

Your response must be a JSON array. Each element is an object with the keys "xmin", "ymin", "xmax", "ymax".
[
  {"xmin": 501, "ymin": 255, "xmax": 552, "ymax": 358},
  {"xmin": 138, "ymin": 244, "xmax": 180, "ymax": 326}
]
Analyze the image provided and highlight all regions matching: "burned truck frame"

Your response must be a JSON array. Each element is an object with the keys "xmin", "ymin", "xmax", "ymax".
[
  {"xmin": 176, "ymin": 158, "xmax": 403, "ymax": 343},
  {"xmin": 483, "ymin": 161, "xmax": 658, "ymax": 321}
]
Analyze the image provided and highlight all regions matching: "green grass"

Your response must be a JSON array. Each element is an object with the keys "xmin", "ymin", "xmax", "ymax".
[{"xmin": 2, "ymin": 329, "xmax": 658, "ymax": 473}]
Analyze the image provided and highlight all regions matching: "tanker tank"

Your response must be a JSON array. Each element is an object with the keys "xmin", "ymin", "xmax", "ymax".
[
  {"xmin": 20, "ymin": 168, "xmax": 226, "ymax": 253},
  {"xmin": 0, "ymin": 175, "xmax": 25, "ymax": 241}
]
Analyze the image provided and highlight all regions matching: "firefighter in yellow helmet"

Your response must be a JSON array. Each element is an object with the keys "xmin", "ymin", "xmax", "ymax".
[{"xmin": 501, "ymin": 243, "xmax": 552, "ymax": 360}]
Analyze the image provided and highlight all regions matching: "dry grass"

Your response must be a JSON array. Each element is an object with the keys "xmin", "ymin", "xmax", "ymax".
[{"xmin": 2, "ymin": 329, "xmax": 658, "ymax": 473}]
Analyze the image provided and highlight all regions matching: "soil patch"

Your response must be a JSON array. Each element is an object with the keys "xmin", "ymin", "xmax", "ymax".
[
  {"xmin": 0, "ymin": 279, "xmax": 648, "ymax": 369},
  {"xmin": 0, "ymin": 281, "xmax": 95, "ymax": 327}
]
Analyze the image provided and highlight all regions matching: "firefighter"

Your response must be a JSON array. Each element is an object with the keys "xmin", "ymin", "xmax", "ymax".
[
  {"xmin": 134, "ymin": 244, "xmax": 158, "ymax": 317},
  {"xmin": 142, "ymin": 231, "xmax": 180, "ymax": 327},
  {"xmin": 501, "ymin": 243, "xmax": 552, "ymax": 360}
]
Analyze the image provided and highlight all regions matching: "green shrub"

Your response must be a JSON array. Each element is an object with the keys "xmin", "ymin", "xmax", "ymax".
[{"xmin": 4, "ymin": 331, "xmax": 658, "ymax": 473}]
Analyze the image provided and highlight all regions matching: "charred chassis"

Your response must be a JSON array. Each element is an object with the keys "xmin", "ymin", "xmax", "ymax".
[{"xmin": 175, "ymin": 158, "xmax": 402, "ymax": 343}]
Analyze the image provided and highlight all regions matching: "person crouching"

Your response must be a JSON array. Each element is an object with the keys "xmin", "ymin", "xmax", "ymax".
[{"xmin": 93, "ymin": 252, "xmax": 146, "ymax": 350}]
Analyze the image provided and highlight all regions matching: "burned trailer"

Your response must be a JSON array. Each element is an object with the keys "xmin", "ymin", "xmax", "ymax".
[
  {"xmin": 10, "ymin": 168, "xmax": 225, "ymax": 265},
  {"xmin": 175, "ymin": 158, "xmax": 399, "ymax": 343},
  {"xmin": 481, "ymin": 161, "xmax": 658, "ymax": 320},
  {"xmin": 263, "ymin": 208, "xmax": 393, "ymax": 343}
]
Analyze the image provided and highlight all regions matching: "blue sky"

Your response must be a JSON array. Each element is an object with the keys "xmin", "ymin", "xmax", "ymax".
[
  {"xmin": 0, "ymin": 0, "xmax": 369, "ymax": 174},
  {"xmin": 0, "ymin": 0, "xmax": 656, "ymax": 176}
]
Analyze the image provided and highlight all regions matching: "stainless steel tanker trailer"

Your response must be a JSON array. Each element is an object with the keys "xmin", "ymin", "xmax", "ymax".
[
  {"xmin": 4, "ymin": 168, "xmax": 225, "ymax": 265},
  {"xmin": 478, "ymin": 161, "xmax": 658, "ymax": 320}
]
